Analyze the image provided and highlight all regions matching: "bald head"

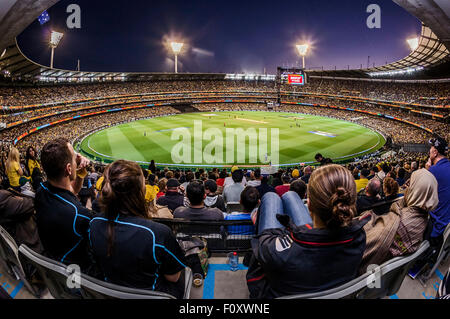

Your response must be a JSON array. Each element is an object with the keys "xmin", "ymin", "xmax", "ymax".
[{"xmin": 366, "ymin": 178, "xmax": 381, "ymax": 197}]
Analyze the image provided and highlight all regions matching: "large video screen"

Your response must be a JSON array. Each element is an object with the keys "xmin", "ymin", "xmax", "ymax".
[{"xmin": 279, "ymin": 68, "xmax": 307, "ymax": 85}]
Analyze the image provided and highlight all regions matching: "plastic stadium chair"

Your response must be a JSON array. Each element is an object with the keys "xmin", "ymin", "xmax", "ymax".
[
  {"xmin": 226, "ymin": 202, "xmax": 244, "ymax": 214},
  {"xmin": 19, "ymin": 244, "xmax": 193, "ymax": 299},
  {"xmin": 0, "ymin": 225, "xmax": 39, "ymax": 297},
  {"xmin": 420, "ymin": 223, "xmax": 450, "ymax": 283},
  {"xmin": 278, "ymin": 241, "xmax": 430, "ymax": 299},
  {"xmin": 357, "ymin": 240, "xmax": 430, "ymax": 299},
  {"xmin": 79, "ymin": 267, "xmax": 193, "ymax": 299},
  {"xmin": 18, "ymin": 244, "xmax": 81, "ymax": 299}
]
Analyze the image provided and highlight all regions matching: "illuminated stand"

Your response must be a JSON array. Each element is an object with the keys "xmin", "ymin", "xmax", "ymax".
[
  {"xmin": 49, "ymin": 31, "xmax": 64, "ymax": 69},
  {"xmin": 171, "ymin": 42, "xmax": 184, "ymax": 73}
]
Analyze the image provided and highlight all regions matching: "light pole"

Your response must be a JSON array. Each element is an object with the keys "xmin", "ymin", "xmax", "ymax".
[
  {"xmin": 50, "ymin": 31, "xmax": 64, "ymax": 69},
  {"xmin": 171, "ymin": 42, "xmax": 184, "ymax": 73},
  {"xmin": 296, "ymin": 44, "xmax": 309, "ymax": 69}
]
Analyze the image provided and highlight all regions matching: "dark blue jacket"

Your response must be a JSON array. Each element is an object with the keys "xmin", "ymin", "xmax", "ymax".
[{"xmin": 247, "ymin": 217, "xmax": 369, "ymax": 298}]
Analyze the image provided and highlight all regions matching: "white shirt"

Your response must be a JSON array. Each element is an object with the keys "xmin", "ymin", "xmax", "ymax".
[{"xmin": 224, "ymin": 176, "xmax": 247, "ymax": 188}]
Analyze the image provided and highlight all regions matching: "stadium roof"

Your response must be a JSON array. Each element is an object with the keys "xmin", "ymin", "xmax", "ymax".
[{"xmin": 0, "ymin": 0, "xmax": 449, "ymax": 82}]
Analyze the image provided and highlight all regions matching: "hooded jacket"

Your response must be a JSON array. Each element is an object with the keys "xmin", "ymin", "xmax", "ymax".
[
  {"xmin": 204, "ymin": 194, "xmax": 226, "ymax": 212},
  {"xmin": 247, "ymin": 214, "xmax": 369, "ymax": 299}
]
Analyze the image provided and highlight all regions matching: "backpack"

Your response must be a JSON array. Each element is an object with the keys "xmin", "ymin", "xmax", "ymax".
[{"xmin": 177, "ymin": 237, "xmax": 209, "ymax": 278}]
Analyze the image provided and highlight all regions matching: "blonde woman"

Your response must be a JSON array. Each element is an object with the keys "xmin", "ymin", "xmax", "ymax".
[{"xmin": 6, "ymin": 147, "xmax": 25, "ymax": 191}]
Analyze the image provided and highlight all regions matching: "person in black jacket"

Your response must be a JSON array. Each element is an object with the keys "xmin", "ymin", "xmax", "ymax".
[
  {"xmin": 34, "ymin": 138, "xmax": 94, "ymax": 270},
  {"xmin": 315, "ymin": 153, "xmax": 333, "ymax": 166},
  {"xmin": 247, "ymin": 164, "xmax": 368, "ymax": 299},
  {"xmin": 204, "ymin": 179, "xmax": 226, "ymax": 212},
  {"xmin": 156, "ymin": 178, "xmax": 185, "ymax": 212}
]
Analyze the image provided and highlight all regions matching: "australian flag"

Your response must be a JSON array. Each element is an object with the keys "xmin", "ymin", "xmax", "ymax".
[{"xmin": 38, "ymin": 11, "xmax": 50, "ymax": 25}]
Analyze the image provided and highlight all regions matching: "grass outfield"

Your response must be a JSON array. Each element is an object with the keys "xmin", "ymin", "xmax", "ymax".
[{"xmin": 78, "ymin": 111, "xmax": 386, "ymax": 167}]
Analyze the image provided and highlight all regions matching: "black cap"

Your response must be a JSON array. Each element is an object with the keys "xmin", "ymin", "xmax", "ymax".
[
  {"xmin": 429, "ymin": 137, "xmax": 448, "ymax": 155},
  {"xmin": 166, "ymin": 178, "xmax": 180, "ymax": 188}
]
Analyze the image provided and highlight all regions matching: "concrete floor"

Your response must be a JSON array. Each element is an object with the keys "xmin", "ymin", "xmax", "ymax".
[{"xmin": 1, "ymin": 254, "xmax": 448, "ymax": 299}]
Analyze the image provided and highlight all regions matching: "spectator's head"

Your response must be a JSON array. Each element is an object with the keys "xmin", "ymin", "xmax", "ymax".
[
  {"xmin": 208, "ymin": 172, "xmax": 217, "ymax": 181},
  {"xmin": 315, "ymin": 153, "xmax": 323, "ymax": 162},
  {"xmin": 352, "ymin": 168, "xmax": 360, "ymax": 180},
  {"xmin": 186, "ymin": 180, "xmax": 206, "ymax": 206},
  {"xmin": 290, "ymin": 179, "xmax": 307, "ymax": 199},
  {"xmin": 292, "ymin": 169, "xmax": 300, "ymax": 179},
  {"xmin": 185, "ymin": 171, "xmax": 195, "ymax": 183},
  {"xmin": 281, "ymin": 174, "xmax": 291, "ymax": 184},
  {"xmin": 166, "ymin": 178, "xmax": 180, "ymax": 192},
  {"xmin": 304, "ymin": 166, "xmax": 312, "ymax": 175},
  {"xmin": 365, "ymin": 178, "xmax": 381, "ymax": 197},
  {"xmin": 360, "ymin": 169, "xmax": 370, "ymax": 179},
  {"xmin": 165, "ymin": 170, "xmax": 174, "ymax": 179},
  {"xmin": 40, "ymin": 138, "xmax": 77, "ymax": 182},
  {"xmin": 232, "ymin": 169, "xmax": 244, "ymax": 183},
  {"xmin": 99, "ymin": 160, "xmax": 147, "ymax": 257},
  {"xmin": 383, "ymin": 177, "xmax": 399, "ymax": 198},
  {"xmin": 141, "ymin": 167, "xmax": 149, "ymax": 180},
  {"xmin": 307, "ymin": 164, "xmax": 356, "ymax": 229},
  {"xmin": 219, "ymin": 170, "xmax": 228, "ymax": 179},
  {"xmin": 26, "ymin": 146, "xmax": 37, "ymax": 160},
  {"xmin": 240, "ymin": 186, "xmax": 260, "ymax": 213},
  {"xmin": 382, "ymin": 163, "xmax": 390, "ymax": 174},
  {"xmin": 404, "ymin": 169, "xmax": 438, "ymax": 212},
  {"xmin": 6, "ymin": 147, "xmax": 20, "ymax": 171},
  {"xmin": 157, "ymin": 178, "xmax": 167, "ymax": 193},
  {"xmin": 386, "ymin": 170, "xmax": 397, "ymax": 180},
  {"xmin": 429, "ymin": 137, "xmax": 448, "ymax": 165},
  {"xmin": 204, "ymin": 179, "xmax": 218, "ymax": 195},
  {"xmin": 254, "ymin": 168, "xmax": 261, "ymax": 180},
  {"xmin": 148, "ymin": 174, "xmax": 158, "ymax": 186}
]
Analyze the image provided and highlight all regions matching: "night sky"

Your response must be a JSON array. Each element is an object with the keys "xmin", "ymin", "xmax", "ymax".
[{"xmin": 17, "ymin": 0, "xmax": 421, "ymax": 74}]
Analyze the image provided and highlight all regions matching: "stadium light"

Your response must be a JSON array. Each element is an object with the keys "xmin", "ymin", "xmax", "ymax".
[
  {"xmin": 171, "ymin": 42, "xmax": 184, "ymax": 73},
  {"xmin": 296, "ymin": 44, "xmax": 309, "ymax": 69},
  {"xmin": 49, "ymin": 31, "xmax": 64, "ymax": 69},
  {"xmin": 407, "ymin": 37, "xmax": 419, "ymax": 51}
]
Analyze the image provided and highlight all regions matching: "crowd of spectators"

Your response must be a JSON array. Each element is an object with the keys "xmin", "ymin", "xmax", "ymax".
[
  {"xmin": 0, "ymin": 134, "xmax": 448, "ymax": 299},
  {"xmin": 0, "ymin": 78, "xmax": 449, "ymax": 299}
]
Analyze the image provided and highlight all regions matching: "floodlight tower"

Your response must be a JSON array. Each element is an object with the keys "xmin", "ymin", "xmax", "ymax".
[
  {"xmin": 296, "ymin": 44, "xmax": 309, "ymax": 69},
  {"xmin": 407, "ymin": 37, "xmax": 419, "ymax": 51},
  {"xmin": 171, "ymin": 42, "xmax": 184, "ymax": 73},
  {"xmin": 50, "ymin": 31, "xmax": 64, "ymax": 69}
]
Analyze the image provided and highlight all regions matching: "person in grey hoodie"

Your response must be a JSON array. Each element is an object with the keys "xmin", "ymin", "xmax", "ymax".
[{"xmin": 204, "ymin": 179, "xmax": 226, "ymax": 212}]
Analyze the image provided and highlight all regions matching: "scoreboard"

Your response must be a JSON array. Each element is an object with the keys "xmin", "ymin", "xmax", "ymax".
[{"xmin": 278, "ymin": 67, "xmax": 307, "ymax": 86}]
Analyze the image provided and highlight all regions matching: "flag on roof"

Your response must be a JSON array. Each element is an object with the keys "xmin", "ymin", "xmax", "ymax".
[{"xmin": 38, "ymin": 11, "xmax": 50, "ymax": 25}]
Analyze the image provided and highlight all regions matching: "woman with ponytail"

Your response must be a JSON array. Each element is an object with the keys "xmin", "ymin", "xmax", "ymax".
[
  {"xmin": 247, "ymin": 164, "xmax": 369, "ymax": 299},
  {"xmin": 89, "ymin": 160, "xmax": 187, "ymax": 298}
]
